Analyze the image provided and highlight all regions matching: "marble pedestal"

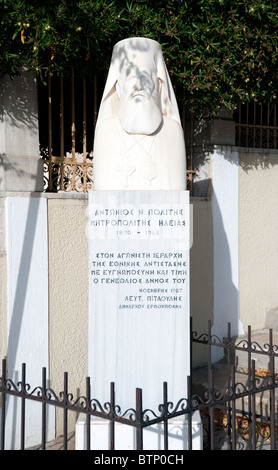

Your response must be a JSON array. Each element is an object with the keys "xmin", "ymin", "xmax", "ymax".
[{"xmin": 76, "ymin": 190, "xmax": 201, "ymax": 449}]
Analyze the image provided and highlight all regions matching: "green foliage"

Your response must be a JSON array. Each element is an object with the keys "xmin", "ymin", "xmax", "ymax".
[{"xmin": 0, "ymin": 0, "xmax": 277, "ymax": 113}]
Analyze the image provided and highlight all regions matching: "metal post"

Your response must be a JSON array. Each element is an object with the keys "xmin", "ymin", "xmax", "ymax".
[
  {"xmin": 163, "ymin": 382, "xmax": 168, "ymax": 451},
  {"xmin": 269, "ymin": 329, "xmax": 276, "ymax": 450},
  {"xmin": 135, "ymin": 388, "xmax": 143, "ymax": 450},
  {"xmin": 41, "ymin": 367, "xmax": 47, "ymax": 451},
  {"xmin": 86, "ymin": 376, "xmax": 91, "ymax": 451},
  {"xmin": 109, "ymin": 382, "xmax": 115, "ymax": 450},
  {"xmin": 1, "ymin": 359, "xmax": 6, "ymax": 451},
  {"xmin": 20, "ymin": 363, "xmax": 26, "ymax": 450},
  {"xmin": 63, "ymin": 372, "xmax": 68, "ymax": 451}
]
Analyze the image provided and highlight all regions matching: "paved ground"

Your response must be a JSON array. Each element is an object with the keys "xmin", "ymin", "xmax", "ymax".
[{"xmin": 27, "ymin": 431, "xmax": 75, "ymax": 450}]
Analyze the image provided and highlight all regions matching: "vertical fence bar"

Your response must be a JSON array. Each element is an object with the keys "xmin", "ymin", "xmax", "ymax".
[
  {"xmin": 268, "ymin": 329, "xmax": 276, "ymax": 450},
  {"xmin": 86, "ymin": 376, "xmax": 91, "ymax": 451},
  {"xmin": 274, "ymin": 103, "xmax": 277, "ymax": 149},
  {"xmin": 247, "ymin": 325, "xmax": 252, "ymax": 450},
  {"xmin": 226, "ymin": 322, "xmax": 232, "ymax": 449},
  {"xmin": 83, "ymin": 78, "xmax": 87, "ymax": 163},
  {"xmin": 60, "ymin": 76, "xmax": 65, "ymax": 190},
  {"xmin": 60, "ymin": 76, "xmax": 64, "ymax": 158},
  {"xmin": 109, "ymin": 382, "xmax": 115, "ymax": 451},
  {"xmin": 267, "ymin": 103, "xmax": 270, "ymax": 148},
  {"xmin": 71, "ymin": 68, "xmax": 76, "ymax": 162},
  {"xmin": 251, "ymin": 359, "xmax": 257, "ymax": 450},
  {"xmin": 260, "ymin": 105, "xmax": 263, "ymax": 147},
  {"xmin": 63, "ymin": 372, "xmax": 68, "ymax": 451},
  {"xmin": 238, "ymin": 102, "xmax": 242, "ymax": 146},
  {"xmin": 187, "ymin": 376, "xmax": 192, "ymax": 450},
  {"xmin": 1, "ymin": 359, "xmax": 6, "ymax": 450},
  {"xmin": 253, "ymin": 102, "xmax": 256, "ymax": 147},
  {"xmin": 135, "ymin": 388, "xmax": 143, "ymax": 450},
  {"xmin": 207, "ymin": 320, "xmax": 215, "ymax": 450},
  {"xmin": 246, "ymin": 103, "xmax": 249, "ymax": 147},
  {"xmin": 48, "ymin": 74, "xmax": 53, "ymax": 191},
  {"xmin": 163, "ymin": 382, "xmax": 168, "ymax": 451},
  {"xmin": 20, "ymin": 363, "xmax": 26, "ymax": 450},
  {"xmin": 231, "ymin": 364, "xmax": 236, "ymax": 450},
  {"xmin": 41, "ymin": 367, "xmax": 47, "ymax": 451},
  {"xmin": 93, "ymin": 76, "xmax": 98, "ymax": 131},
  {"xmin": 189, "ymin": 112, "xmax": 194, "ymax": 195}
]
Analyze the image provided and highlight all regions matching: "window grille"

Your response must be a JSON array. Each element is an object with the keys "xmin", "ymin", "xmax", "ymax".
[
  {"xmin": 234, "ymin": 102, "xmax": 278, "ymax": 149},
  {"xmin": 39, "ymin": 70, "xmax": 98, "ymax": 192}
]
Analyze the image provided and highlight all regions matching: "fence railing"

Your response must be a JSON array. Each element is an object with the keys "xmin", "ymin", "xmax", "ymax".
[
  {"xmin": 235, "ymin": 101, "xmax": 278, "ymax": 149},
  {"xmin": 1, "ymin": 319, "xmax": 278, "ymax": 450}
]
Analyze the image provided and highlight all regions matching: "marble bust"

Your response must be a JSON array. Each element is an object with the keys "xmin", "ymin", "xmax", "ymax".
[{"xmin": 93, "ymin": 37, "xmax": 186, "ymax": 190}]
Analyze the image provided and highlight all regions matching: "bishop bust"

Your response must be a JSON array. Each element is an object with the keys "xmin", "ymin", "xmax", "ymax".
[{"xmin": 93, "ymin": 37, "xmax": 187, "ymax": 190}]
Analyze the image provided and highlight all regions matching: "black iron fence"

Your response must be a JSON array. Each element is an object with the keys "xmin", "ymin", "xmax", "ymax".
[{"xmin": 1, "ymin": 319, "xmax": 278, "ymax": 451}]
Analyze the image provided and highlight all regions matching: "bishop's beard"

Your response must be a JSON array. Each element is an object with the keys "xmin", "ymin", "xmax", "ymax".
[{"xmin": 118, "ymin": 97, "xmax": 162, "ymax": 135}]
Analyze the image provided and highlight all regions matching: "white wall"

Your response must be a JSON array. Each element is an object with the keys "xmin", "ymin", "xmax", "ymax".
[
  {"xmin": 5, "ymin": 196, "xmax": 54, "ymax": 449},
  {"xmin": 211, "ymin": 147, "xmax": 242, "ymax": 343}
]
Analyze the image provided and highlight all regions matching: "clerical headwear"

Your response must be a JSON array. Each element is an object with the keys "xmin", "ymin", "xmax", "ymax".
[{"xmin": 95, "ymin": 37, "xmax": 181, "ymax": 132}]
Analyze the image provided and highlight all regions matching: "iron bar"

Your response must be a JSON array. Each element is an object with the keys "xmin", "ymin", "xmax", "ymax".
[
  {"xmin": 83, "ymin": 79, "xmax": 87, "ymax": 163},
  {"xmin": 41, "ymin": 367, "xmax": 47, "ymax": 451},
  {"xmin": 269, "ymin": 328, "xmax": 276, "ymax": 450},
  {"xmin": 63, "ymin": 372, "xmax": 68, "ymax": 451},
  {"xmin": 163, "ymin": 381, "xmax": 168, "ymax": 450},
  {"xmin": 231, "ymin": 365, "xmax": 236, "ymax": 450},
  {"xmin": 1, "ymin": 359, "xmax": 6, "ymax": 450},
  {"xmin": 47, "ymin": 74, "xmax": 53, "ymax": 191},
  {"xmin": 109, "ymin": 382, "xmax": 115, "ymax": 451},
  {"xmin": 135, "ymin": 388, "xmax": 143, "ymax": 450},
  {"xmin": 20, "ymin": 363, "xmax": 26, "ymax": 450},
  {"xmin": 247, "ymin": 325, "xmax": 252, "ymax": 450},
  {"xmin": 86, "ymin": 376, "xmax": 91, "ymax": 451},
  {"xmin": 60, "ymin": 76, "xmax": 64, "ymax": 158},
  {"xmin": 226, "ymin": 322, "xmax": 232, "ymax": 449},
  {"xmin": 93, "ymin": 76, "xmax": 97, "ymax": 130},
  {"xmin": 71, "ymin": 68, "xmax": 76, "ymax": 162},
  {"xmin": 250, "ymin": 360, "xmax": 257, "ymax": 450},
  {"xmin": 187, "ymin": 376, "xmax": 192, "ymax": 450}
]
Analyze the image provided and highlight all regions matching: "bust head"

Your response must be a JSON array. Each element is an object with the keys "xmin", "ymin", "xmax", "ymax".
[
  {"xmin": 115, "ymin": 55, "xmax": 162, "ymax": 135},
  {"xmin": 95, "ymin": 37, "xmax": 182, "ymax": 135},
  {"xmin": 93, "ymin": 38, "xmax": 187, "ymax": 191}
]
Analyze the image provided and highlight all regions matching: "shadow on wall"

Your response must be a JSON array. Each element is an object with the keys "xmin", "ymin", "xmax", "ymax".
[
  {"xmin": 0, "ymin": 68, "xmax": 38, "ymax": 129},
  {"xmin": 191, "ymin": 178, "xmax": 239, "ymax": 363},
  {"xmin": 0, "ymin": 69, "xmax": 43, "ymax": 192},
  {"xmin": 4, "ymin": 162, "xmax": 53, "ymax": 449}
]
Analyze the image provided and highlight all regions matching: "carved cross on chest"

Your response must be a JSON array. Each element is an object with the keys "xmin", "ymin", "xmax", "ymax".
[
  {"xmin": 115, "ymin": 161, "xmax": 136, "ymax": 187},
  {"xmin": 115, "ymin": 135, "xmax": 156, "ymax": 188}
]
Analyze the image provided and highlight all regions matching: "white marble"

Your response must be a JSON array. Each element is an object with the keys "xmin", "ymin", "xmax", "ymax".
[
  {"xmin": 88, "ymin": 191, "xmax": 190, "ymax": 412},
  {"xmin": 5, "ymin": 196, "xmax": 54, "ymax": 449},
  {"xmin": 93, "ymin": 38, "xmax": 186, "ymax": 190}
]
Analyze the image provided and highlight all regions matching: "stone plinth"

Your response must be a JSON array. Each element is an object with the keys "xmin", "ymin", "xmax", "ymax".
[
  {"xmin": 75, "ymin": 190, "xmax": 201, "ymax": 450},
  {"xmin": 88, "ymin": 190, "xmax": 190, "ymax": 411}
]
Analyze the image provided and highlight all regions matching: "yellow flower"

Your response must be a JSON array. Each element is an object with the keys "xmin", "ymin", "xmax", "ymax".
[
  {"xmin": 206, "ymin": 45, "xmax": 210, "ymax": 50},
  {"xmin": 51, "ymin": 53, "xmax": 54, "ymax": 61},
  {"xmin": 21, "ymin": 29, "xmax": 26, "ymax": 44}
]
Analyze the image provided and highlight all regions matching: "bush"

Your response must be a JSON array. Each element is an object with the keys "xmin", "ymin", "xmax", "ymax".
[{"xmin": 1, "ymin": 0, "xmax": 277, "ymax": 113}]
